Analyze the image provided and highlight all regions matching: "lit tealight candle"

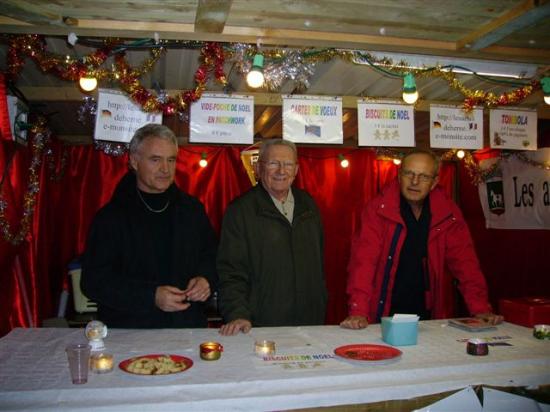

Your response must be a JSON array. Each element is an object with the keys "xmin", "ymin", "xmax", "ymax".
[
  {"xmin": 91, "ymin": 353, "xmax": 114, "ymax": 373},
  {"xmin": 254, "ymin": 340, "xmax": 276, "ymax": 357}
]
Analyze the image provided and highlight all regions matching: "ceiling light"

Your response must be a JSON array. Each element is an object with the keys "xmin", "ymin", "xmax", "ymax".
[
  {"xmin": 199, "ymin": 152, "xmax": 208, "ymax": 168},
  {"xmin": 542, "ymin": 77, "xmax": 550, "ymax": 106},
  {"xmin": 402, "ymin": 73, "xmax": 418, "ymax": 104},
  {"xmin": 246, "ymin": 54, "xmax": 264, "ymax": 88},
  {"xmin": 338, "ymin": 154, "xmax": 349, "ymax": 168},
  {"xmin": 79, "ymin": 75, "xmax": 98, "ymax": 92}
]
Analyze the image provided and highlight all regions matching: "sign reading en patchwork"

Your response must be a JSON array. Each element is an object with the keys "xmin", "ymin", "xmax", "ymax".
[{"xmin": 190, "ymin": 94, "xmax": 254, "ymax": 144}]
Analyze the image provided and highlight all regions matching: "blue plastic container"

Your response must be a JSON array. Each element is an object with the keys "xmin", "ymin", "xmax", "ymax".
[{"xmin": 381, "ymin": 317, "xmax": 418, "ymax": 346}]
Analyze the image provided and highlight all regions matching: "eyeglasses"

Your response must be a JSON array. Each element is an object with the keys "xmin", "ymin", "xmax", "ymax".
[
  {"xmin": 262, "ymin": 160, "xmax": 297, "ymax": 170},
  {"xmin": 400, "ymin": 169, "xmax": 435, "ymax": 183}
]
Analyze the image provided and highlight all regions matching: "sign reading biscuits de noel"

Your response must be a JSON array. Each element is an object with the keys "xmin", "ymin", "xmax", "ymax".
[
  {"xmin": 357, "ymin": 102, "xmax": 415, "ymax": 147},
  {"xmin": 94, "ymin": 89, "xmax": 162, "ymax": 143}
]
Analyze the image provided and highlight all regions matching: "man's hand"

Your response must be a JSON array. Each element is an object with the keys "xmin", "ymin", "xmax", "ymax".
[
  {"xmin": 155, "ymin": 286, "xmax": 190, "ymax": 312},
  {"xmin": 340, "ymin": 315, "xmax": 369, "ymax": 329},
  {"xmin": 219, "ymin": 319, "xmax": 252, "ymax": 336},
  {"xmin": 475, "ymin": 312, "xmax": 504, "ymax": 325},
  {"xmin": 183, "ymin": 276, "xmax": 211, "ymax": 302}
]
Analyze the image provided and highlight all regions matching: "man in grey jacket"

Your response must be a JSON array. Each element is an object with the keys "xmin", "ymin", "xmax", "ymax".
[{"xmin": 218, "ymin": 139, "xmax": 327, "ymax": 335}]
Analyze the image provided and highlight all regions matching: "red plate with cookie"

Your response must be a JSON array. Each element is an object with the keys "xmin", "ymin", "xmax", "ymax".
[{"xmin": 119, "ymin": 354, "xmax": 193, "ymax": 375}]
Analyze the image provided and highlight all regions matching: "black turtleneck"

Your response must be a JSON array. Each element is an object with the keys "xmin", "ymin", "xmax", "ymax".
[
  {"xmin": 137, "ymin": 189, "xmax": 173, "ymax": 285},
  {"xmin": 390, "ymin": 195, "xmax": 431, "ymax": 320}
]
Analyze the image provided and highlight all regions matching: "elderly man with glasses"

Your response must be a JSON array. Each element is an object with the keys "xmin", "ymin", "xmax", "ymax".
[
  {"xmin": 341, "ymin": 149, "xmax": 503, "ymax": 329},
  {"xmin": 217, "ymin": 139, "xmax": 327, "ymax": 335}
]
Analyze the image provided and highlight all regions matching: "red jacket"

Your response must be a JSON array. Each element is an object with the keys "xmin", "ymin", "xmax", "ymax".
[{"xmin": 347, "ymin": 180, "xmax": 491, "ymax": 322}]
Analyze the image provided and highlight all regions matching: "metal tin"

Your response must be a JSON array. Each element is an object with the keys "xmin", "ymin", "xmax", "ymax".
[
  {"xmin": 466, "ymin": 338, "xmax": 489, "ymax": 356},
  {"xmin": 200, "ymin": 342, "xmax": 223, "ymax": 361},
  {"xmin": 254, "ymin": 340, "xmax": 276, "ymax": 357}
]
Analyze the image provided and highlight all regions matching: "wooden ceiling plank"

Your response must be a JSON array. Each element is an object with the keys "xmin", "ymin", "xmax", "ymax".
[
  {"xmin": 456, "ymin": 0, "xmax": 549, "ymax": 50},
  {"xmin": 1, "ymin": 0, "xmax": 61, "ymax": 25},
  {"xmin": 194, "ymin": 0, "xmax": 233, "ymax": 33}
]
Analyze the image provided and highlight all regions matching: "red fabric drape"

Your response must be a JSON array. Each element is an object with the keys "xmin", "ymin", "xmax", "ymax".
[
  {"xmin": 1, "ymin": 143, "xmax": 460, "ymax": 336},
  {"xmin": 0, "ymin": 74, "xmax": 14, "ymax": 142}
]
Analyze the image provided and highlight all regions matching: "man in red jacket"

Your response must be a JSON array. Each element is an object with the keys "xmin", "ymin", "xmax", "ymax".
[{"xmin": 341, "ymin": 149, "xmax": 503, "ymax": 329}]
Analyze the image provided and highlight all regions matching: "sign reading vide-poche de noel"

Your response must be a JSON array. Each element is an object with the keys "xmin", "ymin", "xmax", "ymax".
[
  {"xmin": 429, "ymin": 105, "xmax": 483, "ymax": 150},
  {"xmin": 190, "ymin": 94, "xmax": 254, "ymax": 144},
  {"xmin": 94, "ymin": 89, "xmax": 162, "ymax": 143},
  {"xmin": 489, "ymin": 108, "xmax": 537, "ymax": 151},
  {"xmin": 283, "ymin": 95, "xmax": 342, "ymax": 144},
  {"xmin": 357, "ymin": 102, "xmax": 415, "ymax": 147}
]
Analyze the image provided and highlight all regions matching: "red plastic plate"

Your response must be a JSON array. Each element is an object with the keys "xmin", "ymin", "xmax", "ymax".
[{"xmin": 334, "ymin": 344, "xmax": 402, "ymax": 362}]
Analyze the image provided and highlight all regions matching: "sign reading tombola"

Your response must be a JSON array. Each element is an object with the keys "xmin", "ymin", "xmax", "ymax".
[
  {"xmin": 94, "ymin": 89, "xmax": 163, "ymax": 143},
  {"xmin": 490, "ymin": 108, "xmax": 537, "ymax": 151},
  {"xmin": 190, "ymin": 94, "xmax": 254, "ymax": 144},
  {"xmin": 429, "ymin": 105, "xmax": 483, "ymax": 150},
  {"xmin": 283, "ymin": 95, "xmax": 342, "ymax": 144},
  {"xmin": 357, "ymin": 101, "xmax": 415, "ymax": 147}
]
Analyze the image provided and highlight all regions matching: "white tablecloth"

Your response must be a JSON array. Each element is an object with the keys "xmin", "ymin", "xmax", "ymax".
[{"xmin": 0, "ymin": 321, "xmax": 549, "ymax": 411}]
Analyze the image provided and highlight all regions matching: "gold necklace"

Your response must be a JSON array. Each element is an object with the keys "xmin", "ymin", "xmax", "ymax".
[{"xmin": 136, "ymin": 188, "xmax": 170, "ymax": 213}]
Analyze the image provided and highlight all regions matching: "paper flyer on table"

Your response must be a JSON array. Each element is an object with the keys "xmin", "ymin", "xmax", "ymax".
[{"xmin": 252, "ymin": 353, "xmax": 353, "ymax": 371}]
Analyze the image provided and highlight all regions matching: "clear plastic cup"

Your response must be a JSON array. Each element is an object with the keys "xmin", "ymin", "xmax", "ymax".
[{"xmin": 65, "ymin": 343, "xmax": 91, "ymax": 384}]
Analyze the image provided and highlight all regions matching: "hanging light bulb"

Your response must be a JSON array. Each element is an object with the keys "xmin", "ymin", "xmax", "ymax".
[
  {"xmin": 199, "ymin": 152, "xmax": 208, "ymax": 168},
  {"xmin": 79, "ymin": 73, "xmax": 98, "ymax": 92},
  {"xmin": 246, "ymin": 54, "xmax": 265, "ymax": 88},
  {"xmin": 402, "ymin": 73, "xmax": 418, "ymax": 104},
  {"xmin": 542, "ymin": 77, "xmax": 550, "ymax": 105},
  {"xmin": 338, "ymin": 153, "xmax": 349, "ymax": 168},
  {"xmin": 393, "ymin": 158, "xmax": 401, "ymax": 165},
  {"xmin": 456, "ymin": 149, "xmax": 466, "ymax": 159}
]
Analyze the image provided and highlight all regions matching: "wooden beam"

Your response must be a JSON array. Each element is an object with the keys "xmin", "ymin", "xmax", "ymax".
[
  {"xmin": 2, "ymin": 15, "xmax": 548, "ymax": 64},
  {"xmin": 194, "ymin": 0, "xmax": 233, "ymax": 34},
  {"xmin": 456, "ymin": 0, "xmax": 550, "ymax": 51},
  {"xmin": 1, "ymin": 0, "xmax": 62, "ymax": 25}
]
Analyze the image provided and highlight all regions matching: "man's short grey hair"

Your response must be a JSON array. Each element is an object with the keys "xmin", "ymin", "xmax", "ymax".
[
  {"xmin": 401, "ymin": 149, "xmax": 440, "ymax": 176},
  {"xmin": 258, "ymin": 139, "xmax": 298, "ymax": 162},
  {"xmin": 129, "ymin": 124, "xmax": 178, "ymax": 155}
]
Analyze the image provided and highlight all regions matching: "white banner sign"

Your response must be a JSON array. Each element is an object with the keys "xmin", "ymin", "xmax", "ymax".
[
  {"xmin": 190, "ymin": 94, "xmax": 254, "ymax": 144},
  {"xmin": 430, "ymin": 105, "xmax": 483, "ymax": 149},
  {"xmin": 283, "ymin": 95, "xmax": 342, "ymax": 144},
  {"xmin": 357, "ymin": 102, "xmax": 415, "ymax": 147},
  {"xmin": 478, "ymin": 148, "xmax": 550, "ymax": 230},
  {"xmin": 489, "ymin": 108, "xmax": 537, "ymax": 150},
  {"xmin": 94, "ymin": 89, "xmax": 162, "ymax": 143}
]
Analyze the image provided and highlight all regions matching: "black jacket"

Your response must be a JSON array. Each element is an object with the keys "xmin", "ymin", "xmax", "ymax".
[
  {"xmin": 81, "ymin": 172, "xmax": 217, "ymax": 328},
  {"xmin": 218, "ymin": 184, "xmax": 327, "ymax": 326}
]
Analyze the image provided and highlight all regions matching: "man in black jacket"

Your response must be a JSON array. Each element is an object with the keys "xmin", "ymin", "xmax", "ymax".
[
  {"xmin": 217, "ymin": 139, "xmax": 327, "ymax": 335},
  {"xmin": 81, "ymin": 124, "xmax": 217, "ymax": 328}
]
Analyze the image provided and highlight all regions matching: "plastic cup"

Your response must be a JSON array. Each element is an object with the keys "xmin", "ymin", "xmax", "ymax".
[{"xmin": 65, "ymin": 343, "xmax": 91, "ymax": 384}]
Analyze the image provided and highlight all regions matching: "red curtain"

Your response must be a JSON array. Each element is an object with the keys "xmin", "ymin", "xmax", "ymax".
[{"xmin": 1, "ymin": 141, "xmax": 461, "ymax": 335}]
